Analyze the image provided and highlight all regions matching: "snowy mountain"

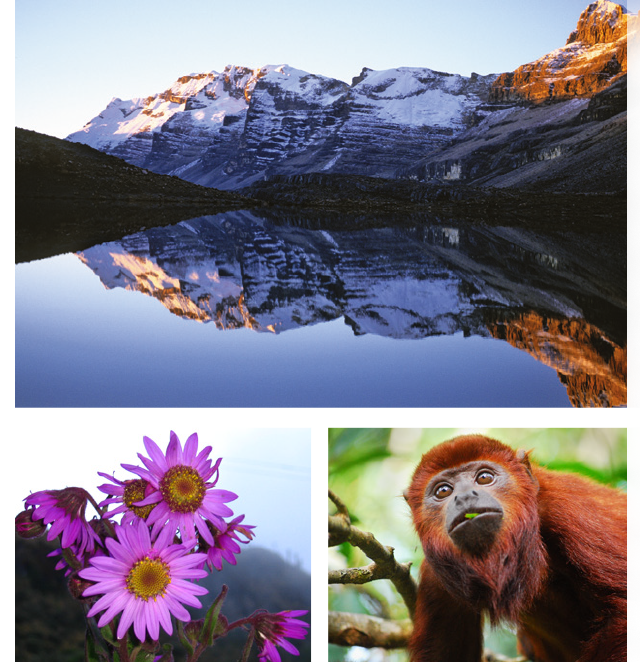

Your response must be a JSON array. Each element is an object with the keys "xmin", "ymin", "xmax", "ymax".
[
  {"xmin": 66, "ymin": 1, "xmax": 632, "ymax": 191},
  {"xmin": 76, "ymin": 212, "xmax": 472, "ymax": 337},
  {"xmin": 66, "ymin": 63, "xmax": 496, "ymax": 189}
]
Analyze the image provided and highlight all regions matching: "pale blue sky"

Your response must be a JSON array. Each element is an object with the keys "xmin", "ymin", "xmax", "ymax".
[
  {"xmin": 8, "ymin": 426, "xmax": 311, "ymax": 572},
  {"xmin": 15, "ymin": 0, "xmax": 638, "ymax": 139}
]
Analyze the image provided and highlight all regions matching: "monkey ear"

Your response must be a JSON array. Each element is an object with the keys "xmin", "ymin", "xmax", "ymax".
[
  {"xmin": 402, "ymin": 489, "xmax": 409, "ymax": 503},
  {"xmin": 516, "ymin": 449, "xmax": 539, "ymax": 486}
]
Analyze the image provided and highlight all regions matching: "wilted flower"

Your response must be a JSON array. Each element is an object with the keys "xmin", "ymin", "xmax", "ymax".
[
  {"xmin": 79, "ymin": 518, "xmax": 208, "ymax": 641},
  {"xmin": 255, "ymin": 610, "xmax": 310, "ymax": 662},
  {"xmin": 24, "ymin": 487, "xmax": 102, "ymax": 555},
  {"xmin": 123, "ymin": 432, "xmax": 238, "ymax": 545}
]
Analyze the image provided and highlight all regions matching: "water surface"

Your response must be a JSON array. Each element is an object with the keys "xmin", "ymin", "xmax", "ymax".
[{"xmin": 15, "ymin": 211, "xmax": 625, "ymax": 407}]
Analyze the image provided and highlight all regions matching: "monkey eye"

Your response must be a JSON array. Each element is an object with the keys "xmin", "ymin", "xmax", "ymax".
[
  {"xmin": 476, "ymin": 470, "xmax": 495, "ymax": 486},
  {"xmin": 434, "ymin": 483, "xmax": 453, "ymax": 499}
]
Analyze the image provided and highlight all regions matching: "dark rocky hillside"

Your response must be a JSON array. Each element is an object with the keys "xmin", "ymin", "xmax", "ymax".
[
  {"xmin": 15, "ymin": 127, "xmax": 260, "ymax": 261},
  {"xmin": 16, "ymin": 127, "xmax": 254, "ymax": 204},
  {"xmin": 243, "ymin": 172, "xmax": 625, "ymax": 231}
]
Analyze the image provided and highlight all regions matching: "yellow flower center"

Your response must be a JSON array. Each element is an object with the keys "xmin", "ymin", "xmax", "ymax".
[
  {"xmin": 123, "ymin": 479, "xmax": 156, "ymax": 520},
  {"xmin": 126, "ymin": 557, "xmax": 170, "ymax": 601},
  {"xmin": 160, "ymin": 465, "xmax": 206, "ymax": 513}
]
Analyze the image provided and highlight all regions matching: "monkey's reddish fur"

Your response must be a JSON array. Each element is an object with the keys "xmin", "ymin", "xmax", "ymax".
[{"xmin": 405, "ymin": 435, "xmax": 626, "ymax": 662}]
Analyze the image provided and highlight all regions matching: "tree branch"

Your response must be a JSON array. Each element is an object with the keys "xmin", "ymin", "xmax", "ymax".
[{"xmin": 328, "ymin": 611, "xmax": 413, "ymax": 649}]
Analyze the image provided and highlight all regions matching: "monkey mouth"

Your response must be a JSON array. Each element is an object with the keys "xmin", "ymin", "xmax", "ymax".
[{"xmin": 449, "ymin": 508, "xmax": 503, "ymax": 534}]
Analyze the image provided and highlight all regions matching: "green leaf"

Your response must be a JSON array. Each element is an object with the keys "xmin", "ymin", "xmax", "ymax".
[
  {"xmin": 85, "ymin": 626, "xmax": 100, "ymax": 662},
  {"xmin": 133, "ymin": 649, "xmax": 160, "ymax": 662},
  {"xmin": 100, "ymin": 624, "xmax": 116, "ymax": 645},
  {"xmin": 238, "ymin": 627, "xmax": 256, "ymax": 662},
  {"xmin": 85, "ymin": 624, "xmax": 110, "ymax": 662},
  {"xmin": 200, "ymin": 585, "xmax": 229, "ymax": 647},
  {"xmin": 178, "ymin": 619, "xmax": 196, "ymax": 656}
]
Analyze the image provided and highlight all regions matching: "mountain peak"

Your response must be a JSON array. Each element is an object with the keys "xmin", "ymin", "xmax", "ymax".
[
  {"xmin": 566, "ymin": 1, "xmax": 629, "ymax": 45},
  {"xmin": 489, "ymin": 0, "xmax": 629, "ymax": 103}
]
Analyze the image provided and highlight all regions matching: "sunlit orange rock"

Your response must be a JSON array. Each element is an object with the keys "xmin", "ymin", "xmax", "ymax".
[
  {"xmin": 490, "ymin": 1, "xmax": 632, "ymax": 103},
  {"xmin": 488, "ymin": 312, "xmax": 640, "ymax": 408}
]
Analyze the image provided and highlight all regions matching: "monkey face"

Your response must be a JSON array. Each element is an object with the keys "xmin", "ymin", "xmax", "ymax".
[{"xmin": 424, "ymin": 461, "xmax": 507, "ymax": 555}]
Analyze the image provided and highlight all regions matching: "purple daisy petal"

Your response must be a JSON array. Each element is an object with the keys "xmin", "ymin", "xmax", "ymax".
[
  {"xmin": 143, "ymin": 436, "xmax": 169, "ymax": 473},
  {"xmin": 166, "ymin": 432, "xmax": 181, "ymax": 466},
  {"xmin": 183, "ymin": 433, "xmax": 199, "ymax": 465},
  {"xmin": 121, "ymin": 462, "xmax": 147, "ymax": 477},
  {"xmin": 154, "ymin": 599, "xmax": 173, "ymax": 636},
  {"xmin": 133, "ymin": 492, "xmax": 164, "ymax": 507},
  {"xmin": 161, "ymin": 593, "xmax": 192, "ymax": 622},
  {"xmin": 79, "ymin": 519, "xmax": 208, "ymax": 642},
  {"xmin": 122, "ymin": 432, "xmax": 239, "ymax": 546}
]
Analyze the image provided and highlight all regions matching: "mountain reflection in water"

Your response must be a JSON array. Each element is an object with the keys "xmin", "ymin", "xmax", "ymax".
[{"xmin": 73, "ymin": 210, "xmax": 625, "ymax": 408}]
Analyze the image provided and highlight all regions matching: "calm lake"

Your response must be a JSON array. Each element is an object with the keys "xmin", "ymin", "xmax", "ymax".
[{"xmin": 15, "ymin": 210, "xmax": 626, "ymax": 407}]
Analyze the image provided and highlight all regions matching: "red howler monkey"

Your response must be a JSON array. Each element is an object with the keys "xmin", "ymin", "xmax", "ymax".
[{"xmin": 404, "ymin": 435, "xmax": 626, "ymax": 662}]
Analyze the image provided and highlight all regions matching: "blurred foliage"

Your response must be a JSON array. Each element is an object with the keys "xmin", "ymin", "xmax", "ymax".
[{"xmin": 329, "ymin": 429, "xmax": 393, "ymax": 476}]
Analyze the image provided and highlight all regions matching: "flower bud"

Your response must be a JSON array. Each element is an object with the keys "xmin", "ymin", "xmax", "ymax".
[
  {"xmin": 183, "ymin": 618, "xmax": 205, "ymax": 642},
  {"xmin": 15, "ymin": 509, "xmax": 47, "ymax": 539},
  {"xmin": 67, "ymin": 571, "xmax": 94, "ymax": 602},
  {"xmin": 89, "ymin": 516, "xmax": 114, "ymax": 541}
]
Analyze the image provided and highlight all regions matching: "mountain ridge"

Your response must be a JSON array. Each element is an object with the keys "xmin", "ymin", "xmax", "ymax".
[
  {"xmin": 58, "ymin": 1, "xmax": 633, "ymax": 193},
  {"xmin": 68, "ymin": 63, "xmax": 498, "ymax": 190}
]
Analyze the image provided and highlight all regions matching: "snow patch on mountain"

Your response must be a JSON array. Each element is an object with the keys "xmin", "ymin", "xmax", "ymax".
[{"xmin": 349, "ymin": 67, "xmax": 488, "ymax": 128}]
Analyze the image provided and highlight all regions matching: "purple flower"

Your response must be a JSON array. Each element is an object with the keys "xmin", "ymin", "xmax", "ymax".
[
  {"xmin": 24, "ymin": 487, "xmax": 101, "ymax": 555},
  {"xmin": 79, "ymin": 518, "xmax": 208, "ymax": 641},
  {"xmin": 255, "ymin": 611, "xmax": 310, "ymax": 662},
  {"xmin": 122, "ymin": 432, "xmax": 238, "ymax": 546},
  {"xmin": 204, "ymin": 515, "xmax": 255, "ymax": 571},
  {"xmin": 97, "ymin": 474, "xmax": 157, "ymax": 522}
]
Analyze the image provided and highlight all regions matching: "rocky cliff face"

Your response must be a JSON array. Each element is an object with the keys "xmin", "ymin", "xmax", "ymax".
[
  {"xmin": 567, "ymin": 0, "xmax": 629, "ymax": 45},
  {"xmin": 398, "ymin": 77, "xmax": 628, "ymax": 192},
  {"xmin": 399, "ymin": 2, "xmax": 632, "ymax": 193},
  {"xmin": 67, "ymin": 63, "xmax": 496, "ymax": 190},
  {"xmin": 69, "ymin": 65, "xmax": 277, "ymax": 182},
  {"xmin": 489, "ymin": 1, "xmax": 630, "ymax": 103}
]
